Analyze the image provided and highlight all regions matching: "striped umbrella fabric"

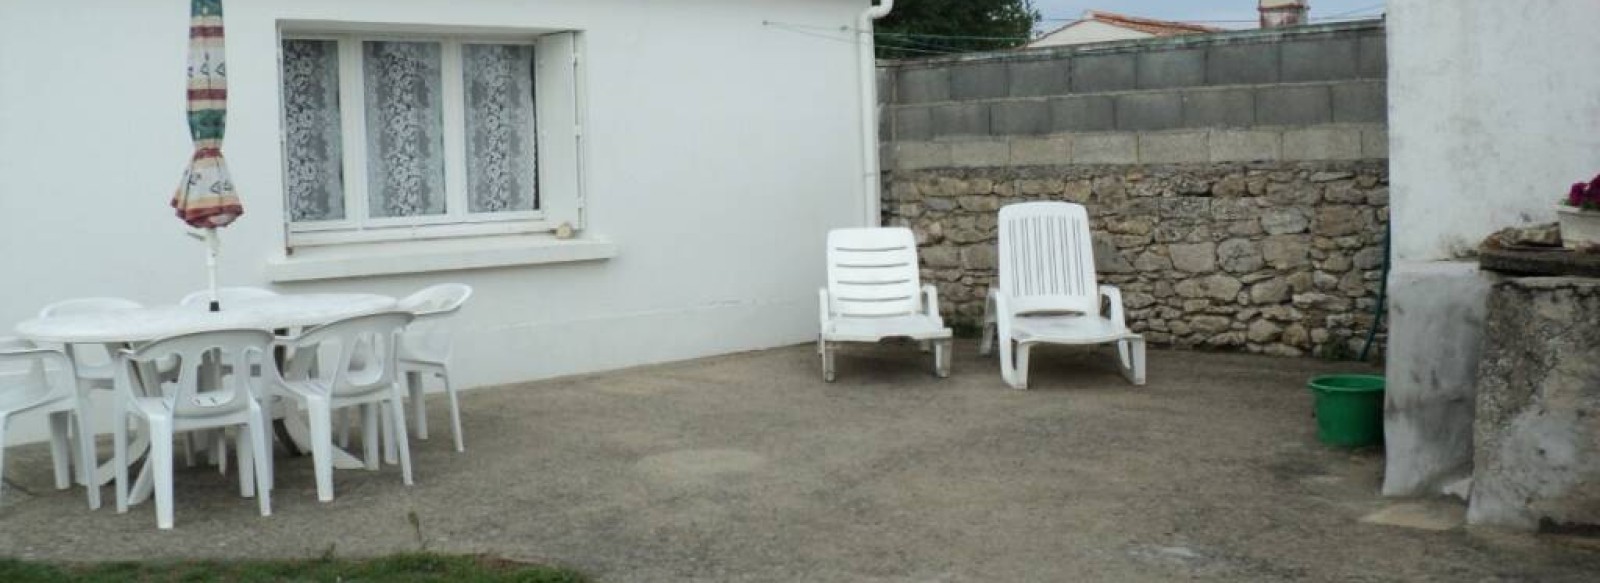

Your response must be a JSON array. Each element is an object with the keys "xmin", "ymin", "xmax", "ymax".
[{"xmin": 170, "ymin": 0, "xmax": 242, "ymax": 229}]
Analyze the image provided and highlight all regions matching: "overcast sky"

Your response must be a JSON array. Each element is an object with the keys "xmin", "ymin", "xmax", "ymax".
[{"xmin": 1031, "ymin": 0, "xmax": 1387, "ymax": 31}]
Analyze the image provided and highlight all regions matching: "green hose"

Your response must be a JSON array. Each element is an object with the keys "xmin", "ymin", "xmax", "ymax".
[{"xmin": 1358, "ymin": 224, "xmax": 1391, "ymax": 362}]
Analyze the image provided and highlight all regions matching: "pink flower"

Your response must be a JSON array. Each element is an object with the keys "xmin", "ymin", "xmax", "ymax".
[{"xmin": 1566, "ymin": 174, "xmax": 1600, "ymax": 210}]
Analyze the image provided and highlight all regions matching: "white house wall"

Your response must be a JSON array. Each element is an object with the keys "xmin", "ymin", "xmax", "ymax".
[
  {"xmin": 1384, "ymin": 0, "xmax": 1600, "ymax": 495},
  {"xmin": 0, "ymin": 0, "xmax": 869, "ymax": 440}
]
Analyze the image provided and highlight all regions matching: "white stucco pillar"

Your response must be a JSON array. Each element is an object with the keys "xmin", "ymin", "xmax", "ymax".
[{"xmin": 1384, "ymin": 0, "xmax": 1600, "ymax": 496}]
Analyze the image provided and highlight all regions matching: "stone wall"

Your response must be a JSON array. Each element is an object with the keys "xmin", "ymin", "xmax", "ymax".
[
  {"xmin": 877, "ymin": 21, "xmax": 1389, "ymax": 357},
  {"xmin": 1469, "ymin": 278, "xmax": 1600, "ymax": 530},
  {"xmin": 887, "ymin": 162, "xmax": 1386, "ymax": 357}
]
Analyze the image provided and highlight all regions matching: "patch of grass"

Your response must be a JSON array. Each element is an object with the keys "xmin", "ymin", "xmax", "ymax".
[{"xmin": 0, "ymin": 553, "xmax": 587, "ymax": 583}]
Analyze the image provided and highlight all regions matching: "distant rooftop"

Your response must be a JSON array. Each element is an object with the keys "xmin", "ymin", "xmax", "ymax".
[
  {"xmin": 1029, "ymin": 9, "xmax": 1227, "ymax": 49},
  {"xmin": 1073, "ymin": 9, "xmax": 1227, "ymax": 36}
]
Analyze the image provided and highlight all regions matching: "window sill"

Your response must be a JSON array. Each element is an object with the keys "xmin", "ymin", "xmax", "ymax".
[{"xmin": 266, "ymin": 235, "xmax": 617, "ymax": 282}]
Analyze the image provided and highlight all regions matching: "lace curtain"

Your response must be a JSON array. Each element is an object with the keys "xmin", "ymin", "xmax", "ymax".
[
  {"xmin": 363, "ymin": 41, "xmax": 447, "ymax": 218},
  {"xmin": 281, "ymin": 39, "xmax": 541, "ymax": 224},
  {"xmin": 280, "ymin": 40, "xmax": 344, "ymax": 222},
  {"xmin": 464, "ymin": 44, "xmax": 539, "ymax": 213}
]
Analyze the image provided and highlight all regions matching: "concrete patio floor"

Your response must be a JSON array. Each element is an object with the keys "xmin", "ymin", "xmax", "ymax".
[{"xmin": 3, "ymin": 342, "xmax": 1598, "ymax": 581}]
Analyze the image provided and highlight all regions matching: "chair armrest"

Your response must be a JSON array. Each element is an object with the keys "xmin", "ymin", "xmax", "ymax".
[
  {"xmin": 921, "ymin": 285, "xmax": 942, "ymax": 322},
  {"xmin": 0, "ymin": 347, "xmax": 78, "ymax": 404},
  {"xmin": 273, "ymin": 338, "xmax": 319, "ymax": 382},
  {"xmin": 110, "ymin": 350, "xmax": 144, "ymax": 407},
  {"xmin": 990, "ymin": 291, "xmax": 1014, "ymax": 337},
  {"xmin": 818, "ymin": 287, "xmax": 832, "ymax": 328},
  {"xmin": 984, "ymin": 288, "xmax": 1003, "ymax": 324},
  {"xmin": 1099, "ymin": 284, "xmax": 1128, "ymax": 330}
]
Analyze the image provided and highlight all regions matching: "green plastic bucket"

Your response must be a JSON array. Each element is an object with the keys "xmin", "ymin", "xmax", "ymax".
[{"xmin": 1307, "ymin": 374, "xmax": 1385, "ymax": 447}]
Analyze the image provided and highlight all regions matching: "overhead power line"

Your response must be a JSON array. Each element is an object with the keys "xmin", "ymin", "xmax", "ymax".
[{"xmin": 1320, "ymin": 3, "xmax": 1388, "ymax": 20}]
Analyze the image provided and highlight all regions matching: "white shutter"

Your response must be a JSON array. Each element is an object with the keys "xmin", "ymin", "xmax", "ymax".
[{"xmin": 536, "ymin": 31, "xmax": 585, "ymax": 230}]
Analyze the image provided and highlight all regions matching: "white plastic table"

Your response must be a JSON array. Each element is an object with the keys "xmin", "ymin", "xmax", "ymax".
[
  {"xmin": 13, "ymin": 293, "xmax": 397, "ymax": 502},
  {"xmin": 14, "ymin": 294, "xmax": 395, "ymax": 344}
]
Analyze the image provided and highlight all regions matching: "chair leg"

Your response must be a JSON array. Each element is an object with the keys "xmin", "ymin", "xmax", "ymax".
[
  {"xmin": 149, "ymin": 421, "xmax": 174, "ymax": 530},
  {"xmin": 74, "ymin": 408, "xmax": 100, "ymax": 510},
  {"xmin": 49, "ymin": 411, "xmax": 72, "ymax": 490},
  {"xmin": 387, "ymin": 392, "xmax": 414, "ymax": 486},
  {"xmin": 236, "ymin": 427, "xmax": 254, "ymax": 498},
  {"xmin": 980, "ymin": 297, "xmax": 997, "ymax": 356},
  {"xmin": 997, "ymin": 332, "xmax": 1021, "ymax": 389},
  {"xmin": 382, "ymin": 405, "xmax": 398, "ymax": 465},
  {"xmin": 182, "ymin": 433, "xmax": 197, "ymax": 468},
  {"xmin": 202, "ymin": 429, "xmax": 219, "ymax": 467},
  {"xmin": 363, "ymin": 404, "xmax": 381, "ymax": 471},
  {"xmin": 821, "ymin": 342, "xmax": 836, "ymax": 383},
  {"xmin": 934, "ymin": 340, "xmax": 952, "ymax": 378},
  {"xmin": 443, "ymin": 369, "xmax": 463, "ymax": 453},
  {"xmin": 217, "ymin": 431, "xmax": 230, "ymax": 476},
  {"xmin": 1014, "ymin": 343, "xmax": 1034, "ymax": 390},
  {"xmin": 248, "ymin": 415, "xmax": 272, "ymax": 517},
  {"xmin": 259, "ymin": 407, "xmax": 275, "ymax": 490},
  {"xmin": 0, "ymin": 414, "xmax": 9, "ymax": 505},
  {"xmin": 307, "ymin": 400, "xmax": 334, "ymax": 502},
  {"xmin": 407, "ymin": 370, "xmax": 428, "ymax": 441},
  {"xmin": 336, "ymin": 408, "xmax": 351, "ymax": 449},
  {"xmin": 68, "ymin": 413, "xmax": 85, "ymax": 486},
  {"xmin": 113, "ymin": 411, "xmax": 129, "ymax": 513},
  {"xmin": 1118, "ymin": 338, "xmax": 1148, "ymax": 386},
  {"xmin": 998, "ymin": 332, "xmax": 1031, "ymax": 390}
]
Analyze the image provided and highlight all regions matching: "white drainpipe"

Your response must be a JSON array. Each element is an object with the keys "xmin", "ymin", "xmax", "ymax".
[{"xmin": 859, "ymin": 0, "xmax": 894, "ymax": 226}]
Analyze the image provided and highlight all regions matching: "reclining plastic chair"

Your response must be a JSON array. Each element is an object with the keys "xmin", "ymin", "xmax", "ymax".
[
  {"xmin": 0, "ymin": 338, "xmax": 100, "ymax": 510},
  {"xmin": 818, "ymin": 227, "xmax": 953, "ymax": 381},
  {"xmin": 981, "ymin": 202, "xmax": 1146, "ymax": 389}
]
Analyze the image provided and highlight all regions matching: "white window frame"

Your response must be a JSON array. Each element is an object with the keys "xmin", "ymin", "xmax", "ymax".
[{"xmin": 277, "ymin": 28, "xmax": 585, "ymax": 249}]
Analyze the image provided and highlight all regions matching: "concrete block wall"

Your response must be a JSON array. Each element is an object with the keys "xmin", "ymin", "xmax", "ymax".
[
  {"xmin": 877, "ymin": 21, "xmax": 1389, "ymax": 356},
  {"xmin": 881, "ymin": 20, "xmax": 1386, "ymax": 166}
]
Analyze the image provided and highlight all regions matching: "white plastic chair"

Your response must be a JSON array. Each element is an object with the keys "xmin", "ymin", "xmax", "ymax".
[
  {"xmin": 180, "ymin": 287, "xmax": 280, "ymax": 463},
  {"xmin": 981, "ymin": 202, "xmax": 1146, "ymax": 389},
  {"xmin": 178, "ymin": 286, "xmax": 279, "ymax": 309},
  {"xmin": 396, "ymin": 284, "xmax": 472, "ymax": 452},
  {"xmin": 818, "ymin": 227, "xmax": 953, "ymax": 381},
  {"xmin": 111, "ymin": 329, "xmax": 274, "ymax": 529},
  {"xmin": 0, "ymin": 338, "xmax": 100, "ymax": 510},
  {"xmin": 274, "ymin": 311, "xmax": 415, "ymax": 502},
  {"xmin": 37, "ymin": 298, "xmax": 146, "ymax": 391}
]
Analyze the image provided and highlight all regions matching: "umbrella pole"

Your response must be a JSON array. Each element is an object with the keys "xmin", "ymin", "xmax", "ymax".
[{"xmin": 205, "ymin": 228, "xmax": 221, "ymax": 312}]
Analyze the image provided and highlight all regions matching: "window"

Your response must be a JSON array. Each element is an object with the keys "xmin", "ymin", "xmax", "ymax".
[{"xmin": 278, "ymin": 30, "xmax": 583, "ymax": 247}]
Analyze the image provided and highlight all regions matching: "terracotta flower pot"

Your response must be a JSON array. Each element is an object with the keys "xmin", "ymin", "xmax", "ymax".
[{"xmin": 1557, "ymin": 206, "xmax": 1600, "ymax": 249}]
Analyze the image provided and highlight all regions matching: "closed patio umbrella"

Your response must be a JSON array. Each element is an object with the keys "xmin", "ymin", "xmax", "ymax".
[{"xmin": 170, "ymin": 0, "xmax": 242, "ymax": 312}]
